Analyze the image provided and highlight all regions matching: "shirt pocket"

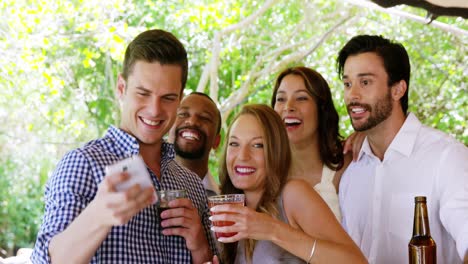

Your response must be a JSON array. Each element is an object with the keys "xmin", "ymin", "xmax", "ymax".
[{"xmin": 389, "ymin": 194, "xmax": 414, "ymax": 241}]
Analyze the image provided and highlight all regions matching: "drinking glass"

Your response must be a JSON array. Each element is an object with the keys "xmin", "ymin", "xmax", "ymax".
[
  {"xmin": 158, "ymin": 189, "xmax": 187, "ymax": 214},
  {"xmin": 207, "ymin": 194, "xmax": 245, "ymax": 239}
]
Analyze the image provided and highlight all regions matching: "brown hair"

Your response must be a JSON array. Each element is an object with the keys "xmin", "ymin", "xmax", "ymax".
[
  {"xmin": 121, "ymin": 29, "xmax": 188, "ymax": 91},
  {"xmin": 271, "ymin": 66, "xmax": 344, "ymax": 170},
  {"xmin": 219, "ymin": 104, "xmax": 291, "ymax": 263}
]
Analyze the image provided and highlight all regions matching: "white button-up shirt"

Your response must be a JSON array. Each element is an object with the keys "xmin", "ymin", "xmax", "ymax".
[{"xmin": 340, "ymin": 113, "xmax": 468, "ymax": 264}]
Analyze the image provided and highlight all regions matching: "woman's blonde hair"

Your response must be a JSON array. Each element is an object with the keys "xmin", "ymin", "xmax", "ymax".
[{"xmin": 219, "ymin": 104, "xmax": 292, "ymax": 263}]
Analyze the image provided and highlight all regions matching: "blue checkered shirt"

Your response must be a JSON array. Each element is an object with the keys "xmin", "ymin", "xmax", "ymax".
[{"xmin": 31, "ymin": 126, "xmax": 217, "ymax": 263}]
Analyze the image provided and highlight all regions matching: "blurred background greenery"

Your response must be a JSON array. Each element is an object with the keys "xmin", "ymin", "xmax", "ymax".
[{"xmin": 0, "ymin": 0, "xmax": 466, "ymax": 257}]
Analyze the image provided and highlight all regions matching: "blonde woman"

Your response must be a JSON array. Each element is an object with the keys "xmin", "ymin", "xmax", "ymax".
[{"xmin": 209, "ymin": 104, "xmax": 366, "ymax": 264}]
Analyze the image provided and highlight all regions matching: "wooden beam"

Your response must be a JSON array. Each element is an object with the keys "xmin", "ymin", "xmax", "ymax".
[{"xmin": 370, "ymin": 0, "xmax": 468, "ymax": 18}]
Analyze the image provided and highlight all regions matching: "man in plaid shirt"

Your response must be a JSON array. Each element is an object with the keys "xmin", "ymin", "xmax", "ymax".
[{"xmin": 31, "ymin": 29, "xmax": 217, "ymax": 263}]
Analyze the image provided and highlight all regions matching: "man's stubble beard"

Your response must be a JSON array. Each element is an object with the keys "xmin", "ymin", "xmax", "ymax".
[{"xmin": 350, "ymin": 89, "xmax": 393, "ymax": 132}]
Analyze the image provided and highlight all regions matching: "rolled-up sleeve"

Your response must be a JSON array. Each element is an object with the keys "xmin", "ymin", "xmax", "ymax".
[{"xmin": 31, "ymin": 150, "xmax": 97, "ymax": 263}]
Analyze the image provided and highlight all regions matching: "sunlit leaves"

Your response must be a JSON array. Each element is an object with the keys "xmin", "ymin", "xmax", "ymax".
[{"xmin": 0, "ymin": 0, "xmax": 467, "ymax": 256}]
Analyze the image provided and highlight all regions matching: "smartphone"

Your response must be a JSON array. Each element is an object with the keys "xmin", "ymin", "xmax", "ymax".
[{"xmin": 105, "ymin": 155, "xmax": 153, "ymax": 192}]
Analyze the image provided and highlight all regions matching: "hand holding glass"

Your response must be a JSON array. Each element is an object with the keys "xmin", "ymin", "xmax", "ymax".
[
  {"xmin": 208, "ymin": 194, "xmax": 245, "ymax": 239},
  {"xmin": 158, "ymin": 189, "xmax": 187, "ymax": 214}
]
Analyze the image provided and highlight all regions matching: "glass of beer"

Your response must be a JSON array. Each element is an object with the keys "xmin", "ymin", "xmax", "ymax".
[
  {"xmin": 207, "ymin": 194, "xmax": 245, "ymax": 239},
  {"xmin": 158, "ymin": 189, "xmax": 187, "ymax": 214}
]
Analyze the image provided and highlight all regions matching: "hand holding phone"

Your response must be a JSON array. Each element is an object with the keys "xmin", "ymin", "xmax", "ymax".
[{"xmin": 105, "ymin": 155, "xmax": 153, "ymax": 192}]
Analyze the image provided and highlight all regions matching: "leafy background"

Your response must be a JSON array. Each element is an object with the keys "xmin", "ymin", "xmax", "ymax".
[{"xmin": 0, "ymin": 0, "xmax": 466, "ymax": 256}]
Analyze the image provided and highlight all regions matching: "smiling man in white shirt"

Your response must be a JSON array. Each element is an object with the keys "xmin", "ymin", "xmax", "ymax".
[{"xmin": 336, "ymin": 34, "xmax": 468, "ymax": 264}]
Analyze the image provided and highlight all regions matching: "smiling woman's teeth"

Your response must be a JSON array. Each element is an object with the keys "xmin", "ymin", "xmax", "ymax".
[
  {"xmin": 284, "ymin": 118, "xmax": 301, "ymax": 125},
  {"xmin": 236, "ymin": 167, "xmax": 255, "ymax": 173},
  {"xmin": 142, "ymin": 118, "xmax": 161, "ymax": 126}
]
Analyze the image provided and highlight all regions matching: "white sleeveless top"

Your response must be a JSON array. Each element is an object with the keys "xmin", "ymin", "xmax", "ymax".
[{"xmin": 313, "ymin": 164, "xmax": 341, "ymax": 221}]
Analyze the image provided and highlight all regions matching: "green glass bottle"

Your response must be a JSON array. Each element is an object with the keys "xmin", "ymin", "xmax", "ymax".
[{"xmin": 408, "ymin": 196, "xmax": 436, "ymax": 264}]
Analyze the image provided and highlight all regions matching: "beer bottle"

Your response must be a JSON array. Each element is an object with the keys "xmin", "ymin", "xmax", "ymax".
[{"xmin": 408, "ymin": 196, "xmax": 436, "ymax": 264}]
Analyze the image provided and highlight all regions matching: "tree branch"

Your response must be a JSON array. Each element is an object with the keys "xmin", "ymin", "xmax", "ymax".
[
  {"xmin": 219, "ymin": 13, "xmax": 354, "ymax": 116},
  {"xmin": 196, "ymin": 0, "xmax": 280, "ymax": 103},
  {"xmin": 346, "ymin": 0, "xmax": 468, "ymax": 36}
]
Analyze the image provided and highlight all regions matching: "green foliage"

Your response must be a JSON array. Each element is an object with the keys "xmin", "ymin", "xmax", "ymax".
[
  {"xmin": 1, "ymin": 0, "xmax": 466, "ymax": 256},
  {"xmin": 0, "ymin": 155, "xmax": 51, "ymax": 256}
]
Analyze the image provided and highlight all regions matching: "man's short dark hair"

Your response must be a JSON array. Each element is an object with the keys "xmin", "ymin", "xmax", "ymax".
[
  {"xmin": 122, "ymin": 29, "xmax": 188, "ymax": 90},
  {"xmin": 336, "ymin": 35, "xmax": 410, "ymax": 114}
]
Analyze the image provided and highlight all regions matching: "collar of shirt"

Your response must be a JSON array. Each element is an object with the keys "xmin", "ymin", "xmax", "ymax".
[
  {"xmin": 357, "ymin": 113, "xmax": 421, "ymax": 161},
  {"xmin": 106, "ymin": 125, "xmax": 175, "ymax": 160}
]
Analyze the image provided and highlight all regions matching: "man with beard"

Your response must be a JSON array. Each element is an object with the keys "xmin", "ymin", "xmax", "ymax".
[
  {"xmin": 336, "ymin": 35, "xmax": 468, "ymax": 263},
  {"xmin": 170, "ymin": 92, "xmax": 221, "ymax": 197}
]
